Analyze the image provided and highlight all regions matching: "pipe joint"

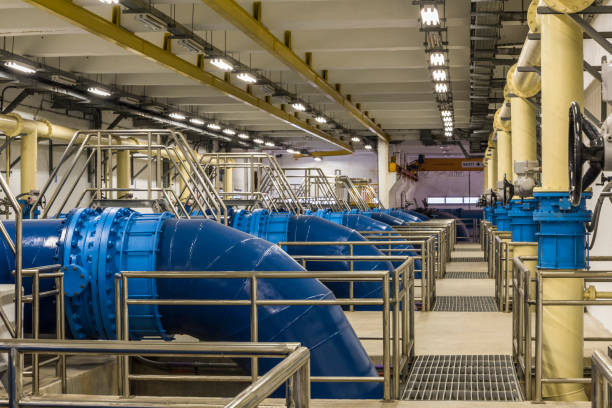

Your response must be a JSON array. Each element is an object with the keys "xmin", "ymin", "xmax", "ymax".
[
  {"xmin": 4, "ymin": 113, "xmax": 23, "ymax": 137},
  {"xmin": 543, "ymin": 0, "xmax": 595, "ymax": 13}
]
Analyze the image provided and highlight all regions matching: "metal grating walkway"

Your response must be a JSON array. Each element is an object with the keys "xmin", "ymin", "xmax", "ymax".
[
  {"xmin": 445, "ymin": 272, "xmax": 489, "ymax": 279},
  {"xmin": 450, "ymin": 257, "xmax": 485, "ymax": 262},
  {"xmin": 402, "ymin": 355, "xmax": 523, "ymax": 401},
  {"xmin": 432, "ymin": 296, "xmax": 498, "ymax": 312}
]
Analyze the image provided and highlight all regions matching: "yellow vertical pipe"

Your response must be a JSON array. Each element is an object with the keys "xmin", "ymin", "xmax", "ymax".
[
  {"xmin": 541, "ymin": 13, "xmax": 583, "ymax": 192},
  {"xmin": 539, "ymin": 7, "xmax": 586, "ymax": 401},
  {"xmin": 510, "ymin": 96, "xmax": 537, "ymax": 180},
  {"xmin": 20, "ymin": 129, "xmax": 37, "ymax": 196},
  {"xmin": 496, "ymin": 130, "xmax": 512, "ymax": 185},
  {"xmin": 483, "ymin": 158, "xmax": 489, "ymax": 194},
  {"xmin": 488, "ymin": 144, "xmax": 497, "ymax": 191},
  {"xmin": 116, "ymin": 150, "xmax": 130, "ymax": 199}
]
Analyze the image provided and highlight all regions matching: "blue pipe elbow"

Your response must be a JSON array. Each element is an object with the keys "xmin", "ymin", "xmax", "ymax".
[
  {"xmin": 400, "ymin": 210, "xmax": 429, "ymax": 221},
  {"xmin": 0, "ymin": 209, "xmax": 382, "ymax": 399}
]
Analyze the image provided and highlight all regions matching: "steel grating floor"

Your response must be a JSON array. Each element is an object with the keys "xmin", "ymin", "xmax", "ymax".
[
  {"xmin": 402, "ymin": 355, "xmax": 523, "ymax": 401},
  {"xmin": 432, "ymin": 296, "xmax": 498, "ymax": 312},
  {"xmin": 445, "ymin": 272, "xmax": 489, "ymax": 279},
  {"xmin": 450, "ymin": 257, "xmax": 485, "ymax": 262}
]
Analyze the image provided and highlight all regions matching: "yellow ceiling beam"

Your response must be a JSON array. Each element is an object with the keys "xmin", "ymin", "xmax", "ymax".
[
  {"xmin": 23, "ymin": 0, "xmax": 353, "ymax": 153},
  {"xmin": 199, "ymin": 0, "xmax": 391, "ymax": 143}
]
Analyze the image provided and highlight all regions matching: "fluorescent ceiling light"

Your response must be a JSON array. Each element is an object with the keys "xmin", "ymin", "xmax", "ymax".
[
  {"xmin": 364, "ymin": 144, "xmax": 373, "ymax": 150},
  {"xmin": 264, "ymin": 141, "xmax": 275, "ymax": 147},
  {"xmin": 210, "ymin": 58, "xmax": 233, "ymax": 71},
  {"xmin": 435, "ymin": 83, "xmax": 448, "ymax": 93},
  {"xmin": 207, "ymin": 123, "xmax": 221, "ymax": 130},
  {"xmin": 87, "ymin": 87, "xmax": 111, "ymax": 97},
  {"xmin": 238, "ymin": 133, "xmax": 250, "ymax": 140},
  {"xmin": 253, "ymin": 138, "xmax": 264, "ymax": 144},
  {"xmin": 144, "ymin": 104, "xmax": 165, "ymax": 113},
  {"xmin": 119, "ymin": 96, "xmax": 140, "ymax": 105},
  {"xmin": 135, "ymin": 13, "xmax": 167, "ymax": 32},
  {"xmin": 430, "ymin": 52, "xmax": 445, "ymax": 66},
  {"xmin": 287, "ymin": 148, "xmax": 298, "ymax": 154},
  {"xmin": 169, "ymin": 112, "xmax": 186, "ymax": 120},
  {"xmin": 99, "ymin": 0, "xmax": 119, "ymax": 3},
  {"xmin": 236, "ymin": 72, "xmax": 257, "ymax": 83},
  {"xmin": 4, "ymin": 60, "xmax": 37, "ymax": 74},
  {"xmin": 189, "ymin": 118, "xmax": 205, "ymax": 125},
  {"xmin": 432, "ymin": 69, "xmax": 447, "ymax": 81},
  {"xmin": 178, "ymin": 38, "xmax": 206, "ymax": 54},
  {"xmin": 291, "ymin": 102, "xmax": 306, "ymax": 112},
  {"xmin": 421, "ymin": 6, "xmax": 440, "ymax": 26},
  {"xmin": 222, "ymin": 128, "xmax": 236, "ymax": 135},
  {"xmin": 50, "ymin": 74, "xmax": 77, "ymax": 87},
  {"xmin": 315, "ymin": 116, "xmax": 327, "ymax": 124},
  {"xmin": 351, "ymin": 136, "xmax": 361, "ymax": 143},
  {"xmin": 441, "ymin": 110, "xmax": 452, "ymax": 117},
  {"xmin": 314, "ymin": 157, "xmax": 322, "ymax": 162}
]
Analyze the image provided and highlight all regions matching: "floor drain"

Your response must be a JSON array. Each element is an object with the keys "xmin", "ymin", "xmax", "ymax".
[
  {"xmin": 446, "ymin": 272, "xmax": 488, "ymax": 279},
  {"xmin": 433, "ymin": 296, "xmax": 498, "ymax": 312},
  {"xmin": 402, "ymin": 354, "xmax": 523, "ymax": 401}
]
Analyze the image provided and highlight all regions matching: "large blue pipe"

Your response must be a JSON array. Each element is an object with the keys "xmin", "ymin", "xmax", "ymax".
[
  {"xmin": 399, "ymin": 210, "xmax": 429, "ymax": 221},
  {"xmin": 232, "ymin": 210, "xmax": 393, "ymax": 308},
  {"xmin": 0, "ymin": 209, "xmax": 381, "ymax": 399}
]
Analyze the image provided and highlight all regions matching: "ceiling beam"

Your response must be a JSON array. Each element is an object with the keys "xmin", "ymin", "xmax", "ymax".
[
  {"xmin": 22, "ymin": 0, "xmax": 353, "ymax": 153},
  {"xmin": 199, "ymin": 0, "xmax": 390, "ymax": 143}
]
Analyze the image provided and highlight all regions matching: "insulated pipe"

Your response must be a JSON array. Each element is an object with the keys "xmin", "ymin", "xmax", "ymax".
[
  {"xmin": 483, "ymin": 155, "xmax": 489, "ymax": 194},
  {"xmin": 536, "ymin": 0, "xmax": 588, "ymax": 400},
  {"xmin": 487, "ymin": 145, "xmax": 497, "ymax": 192},
  {"xmin": 116, "ymin": 150, "xmax": 131, "ymax": 199},
  {"xmin": 509, "ymin": 93, "xmax": 537, "ymax": 180},
  {"xmin": 511, "ymin": 0, "xmax": 543, "ymax": 99},
  {"xmin": 496, "ymin": 129, "xmax": 513, "ymax": 184},
  {"xmin": 20, "ymin": 128, "xmax": 38, "ymax": 197},
  {"xmin": 0, "ymin": 210, "xmax": 381, "ymax": 399}
]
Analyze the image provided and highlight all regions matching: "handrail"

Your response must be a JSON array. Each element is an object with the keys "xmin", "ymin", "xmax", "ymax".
[
  {"xmin": 118, "ymin": 261, "xmax": 415, "ymax": 400},
  {"xmin": 591, "ymin": 349, "xmax": 612, "ymax": 408},
  {"xmin": 0, "ymin": 339, "xmax": 310, "ymax": 408}
]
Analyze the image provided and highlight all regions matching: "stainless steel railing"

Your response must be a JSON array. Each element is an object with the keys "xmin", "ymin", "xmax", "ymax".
[
  {"xmin": 591, "ymin": 347, "xmax": 612, "ymax": 408},
  {"xmin": 0, "ymin": 339, "xmax": 310, "ymax": 408},
  {"xmin": 512, "ymin": 255, "xmax": 612, "ymax": 402},
  {"xmin": 117, "ymin": 260, "xmax": 415, "ymax": 400}
]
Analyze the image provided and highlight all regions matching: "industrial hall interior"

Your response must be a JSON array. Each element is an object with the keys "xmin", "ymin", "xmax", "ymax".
[{"xmin": 4, "ymin": 0, "xmax": 612, "ymax": 407}]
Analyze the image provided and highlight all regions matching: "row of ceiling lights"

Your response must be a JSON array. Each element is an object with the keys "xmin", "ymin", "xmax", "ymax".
[{"xmin": 418, "ymin": 1, "xmax": 454, "ymax": 138}]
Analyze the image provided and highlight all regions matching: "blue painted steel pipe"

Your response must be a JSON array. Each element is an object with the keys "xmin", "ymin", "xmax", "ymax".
[
  {"xmin": 494, "ymin": 202, "xmax": 511, "ymax": 231},
  {"xmin": 399, "ymin": 210, "xmax": 429, "ymax": 221},
  {"xmin": 0, "ymin": 209, "xmax": 381, "ymax": 399},
  {"xmin": 360, "ymin": 211, "xmax": 406, "ymax": 226},
  {"xmin": 372, "ymin": 208, "xmax": 421, "ymax": 223},
  {"xmin": 508, "ymin": 199, "xmax": 537, "ymax": 242},
  {"xmin": 232, "ymin": 210, "xmax": 393, "ymax": 309}
]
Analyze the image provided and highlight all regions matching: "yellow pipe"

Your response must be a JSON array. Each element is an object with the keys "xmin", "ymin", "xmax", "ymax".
[
  {"xmin": 116, "ymin": 150, "xmax": 130, "ymax": 199},
  {"xmin": 496, "ymin": 129, "xmax": 512, "ymax": 185},
  {"xmin": 20, "ymin": 128, "xmax": 38, "ymax": 197},
  {"xmin": 509, "ymin": 94, "xmax": 537, "ymax": 181},
  {"xmin": 488, "ymin": 143, "xmax": 497, "ymax": 192},
  {"xmin": 483, "ymin": 158, "xmax": 489, "ymax": 194},
  {"xmin": 539, "ymin": 0, "xmax": 588, "ymax": 400}
]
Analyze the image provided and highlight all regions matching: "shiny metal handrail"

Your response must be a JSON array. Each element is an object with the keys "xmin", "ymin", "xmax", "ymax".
[{"xmin": 591, "ymin": 349, "xmax": 612, "ymax": 408}]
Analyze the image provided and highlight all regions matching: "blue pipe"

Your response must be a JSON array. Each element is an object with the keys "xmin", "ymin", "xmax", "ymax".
[
  {"xmin": 372, "ymin": 209, "xmax": 421, "ymax": 223},
  {"xmin": 0, "ymin": 209, "xmax": 381, "ymax": 399},
  {"xmin": 399, "ymin": 210, "xmax": 429, "ymax": 221},
  {"xmin": 360, "ymin": 211, "xmax": 406, "ymax": 226},
  {"xmin": 494, "ymin": 202, "xmax": 511, "ymax": 231},
  {"xmin": 232, "ymin": 210, "xmax": 393, "ymax": 309},
  {"xmin": 508, "ymin": 199, "xmax": 538, "ymax": 242}
]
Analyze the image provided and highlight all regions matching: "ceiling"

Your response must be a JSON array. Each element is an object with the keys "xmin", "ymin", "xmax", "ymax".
[{"xmin": 0, "ymin": 0, "xmax": 514, "ymax": 154}]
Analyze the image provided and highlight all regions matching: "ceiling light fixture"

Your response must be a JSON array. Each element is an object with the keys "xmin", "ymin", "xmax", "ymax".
[
  {"xmin": 292, "ymin": 102, "xmax": 306, "ymax": 112},
  {"xmin": 236, "ymin": 72, "xmax": 258, "ymax": 83},
  {"xmin": 364, "ymin": 144, "xmax": 373, "ymax": 150},
  {"xmin": 169, "ymin": 112, "xmax": 186, "ymax": 120},
  {"xmin": 264, "ymin": 141, "xmax": 275, "ymax": 147},
  {"xmin": 135, "ymin": 13, "xmax": 167, "ymax": 32},
  {"xmin": 314, "ymin": 157, "xmax": 322, "ymax": 162},
  {"xmin": 222, "ymin": 128, "xmax": 236, "ymax": 136},
  {"xmin": 99, "ymin": 0, "xmax": 119, "ymax": 3},
  {"xmin": 189, "ymin": 118, "xmax": 205, "ymax": 126},
  {"xmin": 315, "ymin": 116, "xmax": 327, "ymax": 124},
  {"xmin": 207, "ymin": 123, "xmax": 221, "ymax": 130},
  {"xmin": 441, "ymin": 110, "xmax": 452, "ymax": 117},
  {"xmin": 177, "ymin": 38, "xmax": 206, "ymax": 54},
  {"xmin": 430, "ymin": 52, "xmax": 445, "ymax": 66},
  {"xmin": 435, "ymin": 83, "xmax": 448, "ymax": 93},
  {"xmin": 420, "ymin": 6, "xmax": 440, "ymax": 26},
  {"xmin": 4, "ymin": 60, "xmax": 37, "ymax": 74},
  {"xmin": 87, "ymin": 87, "xmax": 111, "ymax": 97},
  {"xmin": 50, "ymin": 74, "xmax": 77, "ymax": 86},
  {"xmin": 351, "ymin": 136, "xmax": 361, "ymax": 143},
  {"xmin": 238, "ymin": 133, "xmax": 250, "ymax": 140},
  {"xmin": 287, "ymin": 148, "xmax": 298, "ymax": 154},
  {"xmin": 210, "ymin": 58, "xmax": 233, "ymax": 71},
  {"xmin": 432, "ymin": 69, "xmax": 447, "ymax": 81},
  {"xmin": 118, "ymin": 96, "xmax": 140, "ymax": 105},
  {"xmin": 253, "ymin": 138, "xmax": 264, "ymax": 144}
]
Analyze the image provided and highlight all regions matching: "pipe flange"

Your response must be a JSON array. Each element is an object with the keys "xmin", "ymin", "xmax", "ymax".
[
  {"xmin": 527, "ymin": 0, "xmax": 541, "ymax": 33},
  {"xmin": 543, "ymin": 0, "xmax": 595, "ymax": 13},
  {"xmin": 494, "ymin": 109, "xmax": 511, "ymax": 132},
  {"xmin": 4, "ymin": 113, "xmax": 23, "ymax": 138},
  {"xmin": 507, "ymin": 64, "xmax": 541, "ymax": 99},
  {"xmin": 40, "ymin": 119, "xmax": 53, "ymax": 139}
]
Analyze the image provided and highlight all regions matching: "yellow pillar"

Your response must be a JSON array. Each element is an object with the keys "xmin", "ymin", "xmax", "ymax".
[
  {"xmin": 116, "ymin": 150, "xmax": 130, "ymax": 199},
  {"xmin": 20, "ymin": 129, "xmax": 37, "ymax": 196},
  {"xmin": 510, "ymin": 95, "xmax": 537, "ymax": 180},
  {"xmin": 488, "ymin": 144, "xmax": 497, "ymax": 191},
  {"xmin": 496, "ymin": 129, "xmax": 512, "ymax": 185},
  {"xmin": 539, "ymin": 2, "xmax": 587, "ymax": 400},
  {"xmin": 483, "ymin": 158, "xmax": 489, "ymax": 194}
]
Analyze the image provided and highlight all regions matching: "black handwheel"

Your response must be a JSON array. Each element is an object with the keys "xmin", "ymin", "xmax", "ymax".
[{"xmin": 568, "ymin": 101, "xmax": 584, "ymax": 206}]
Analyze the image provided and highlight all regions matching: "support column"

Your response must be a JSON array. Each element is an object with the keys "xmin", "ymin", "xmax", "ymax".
[
  {"xmin": 116, "ymin": 150, "xmax": 130, "ymax": 199},
  {"xmin": 20, "ymin": 129, "xmax": 37, "ymax": 196},
  {"xmin": 533, "ymin": 4, "xmax": 590, "ymax": 400},
  {"xmin": 495, "ymin": 128, "xmax": 512, "ymax": 231},
  {"xmin": 377, "ymin": 139, "xmax": 390, "ymax": 208}
]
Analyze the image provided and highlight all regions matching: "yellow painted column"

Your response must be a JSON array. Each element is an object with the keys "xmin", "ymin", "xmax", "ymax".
[
  {"xmin": 510, "ymin": 97, "xmax": 537, "ymax": 179},
  {"xmin": 483, "ymin": 158, "xmax": 489, "ymax": 194},
  {"xmin": 539, "ymin": 3, "xmax": 587, "ymax": 400},
  {"xmin": 496, "ymin": 129, "xmax": 512, "ymax": 186},
  {"xmin": 116, "ymin": 150, "xmax": 130, "ymax": 199},
  {"xmin": 20, "ymin": 129, "xmax": 37, "ymax": 196},
  {"xmin": 488, "ymin": 144, "xmax": 497, "ymax": 191}
]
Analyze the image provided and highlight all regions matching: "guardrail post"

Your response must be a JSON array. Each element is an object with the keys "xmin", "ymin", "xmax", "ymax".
[
  {"xmin": 250, "ymin": 275, "xmax": 258, "ymax": 383},
  {"xmin": 382, "ymin": 273, "xmax": 390, "ymax": 400}
]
